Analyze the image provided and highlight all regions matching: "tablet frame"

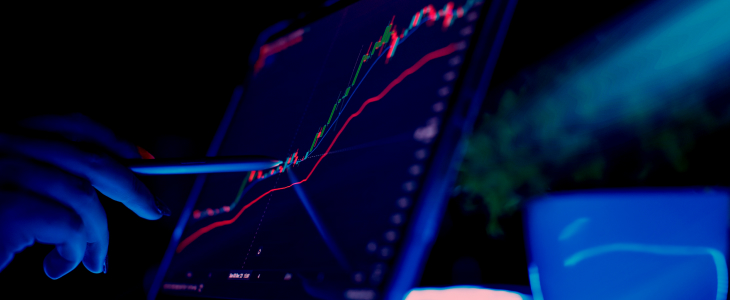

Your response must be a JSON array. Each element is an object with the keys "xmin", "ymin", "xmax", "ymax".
[{"xmin": 149, "ymin": 0, "xmax": 516, "ymax": 298}]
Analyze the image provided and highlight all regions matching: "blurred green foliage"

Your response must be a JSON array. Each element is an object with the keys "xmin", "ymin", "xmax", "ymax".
[
  {"xmin": 459, "ymin": 65, "xmax": 730, "ymax": 236},
  {"xmin": 458, "ymin": 0, "xmax": 730, "ymax": 235}
]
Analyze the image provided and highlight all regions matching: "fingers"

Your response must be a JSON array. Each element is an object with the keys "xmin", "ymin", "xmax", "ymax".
[
  {"xmin": 44, "ymin": 247, "xmax": 82, "ymax": 279},
  {"xmin": 83, "ymin": 241, "xmax": 106, "ymax": 274},
  {"xmin": 0, "ymin": 157, "xmax": 108, "ymax": 273},
  {"xmin": 0, "ymin": 134, "xmax": 163, "ymax": 220},
  {"xmin": 0, "ymin": 190, "xmax": 87, "ymax": 279},
  {"xmin": 19, "ymin": 113, "xmax": 141, "ymax": 159},
  {"xmin": 0, "ymin": 243, "xmax": 13, "ymax": 272}
]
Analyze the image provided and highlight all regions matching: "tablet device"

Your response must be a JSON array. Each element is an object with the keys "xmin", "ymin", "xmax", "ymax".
[{"xmin": 150, "ymin": 0, "xmax": 515, "ymax": 298}]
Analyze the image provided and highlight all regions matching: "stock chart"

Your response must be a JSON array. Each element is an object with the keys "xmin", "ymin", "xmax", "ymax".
[{"xmin": 161, "ymin": 0, "xmax": 486, "ymax": 298}]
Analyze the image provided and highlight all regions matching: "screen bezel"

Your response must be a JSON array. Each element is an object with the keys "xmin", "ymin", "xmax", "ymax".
[{"xmin": 149, "ymin": 0, "xmax": 517, "ymax": 298}]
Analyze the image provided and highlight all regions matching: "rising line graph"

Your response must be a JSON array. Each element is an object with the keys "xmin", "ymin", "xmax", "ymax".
[{"xmin": 176, "ymin": 43, "xmax": 457, "ymax": 254}]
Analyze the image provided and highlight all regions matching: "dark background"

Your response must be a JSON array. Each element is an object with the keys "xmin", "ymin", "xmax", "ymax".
[{"xmin": 1, "ymin": 0, "xmax": 646, "ymax": 298}]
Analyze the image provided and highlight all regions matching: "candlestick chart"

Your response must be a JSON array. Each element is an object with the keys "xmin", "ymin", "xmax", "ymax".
[
  {"xmin": 182, "ymin": 43, "xmax": 458, "ymax": 253},
  {"xmin": 162, "ymin": 0, "xmax": 487, "ymax": 298},
  {"xmin": 188, "ymin": 0, "xmax": 479, "ymax": 232}
]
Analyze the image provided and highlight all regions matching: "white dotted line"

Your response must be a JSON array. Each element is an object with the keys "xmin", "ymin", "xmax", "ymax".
[
  {"xmin": 242, "ymin": 174, "xmax": 281, "ymax": 267},
  {"xmin": 241, "ymin": 12, "xmax": 345, "ymax": 267}
]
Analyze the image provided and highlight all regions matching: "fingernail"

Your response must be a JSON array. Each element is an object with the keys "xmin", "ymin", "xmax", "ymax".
[
  {"xmin": 155, "ymin": 196, "xmax": 172, "ymax": 216},
  {"xmin": 103, "ymin": 255, "xmax": 108, "ymax": 274},
  {"xmin": 137, "ymin": 145, "xmax": 156, "ymax": 159}
]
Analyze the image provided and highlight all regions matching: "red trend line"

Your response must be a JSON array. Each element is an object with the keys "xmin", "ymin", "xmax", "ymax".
[{"xmin": 176, "ymin": 43, "xmax": 457, "ymax": 253}]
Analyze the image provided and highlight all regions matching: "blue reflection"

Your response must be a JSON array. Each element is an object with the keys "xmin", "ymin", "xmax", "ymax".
[
  {"xmin": 527, "ymin": 264, "xmax": 543, "ymax": 300},
  {"xmin": 525, "ymin": 188, "xmax": 729, "ymax": 300},
  {"xmin": 563, "ymin": 243, "xmax": 728, "ymax": 300}
]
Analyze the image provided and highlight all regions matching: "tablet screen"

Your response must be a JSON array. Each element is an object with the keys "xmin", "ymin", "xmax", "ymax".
[{"xmin": 160, "ymin": 0, "xmax": 487, "ymax": 298}]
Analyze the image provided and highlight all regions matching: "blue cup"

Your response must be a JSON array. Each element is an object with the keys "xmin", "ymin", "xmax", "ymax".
[{"xmin": 524, "ymin": 188, "xmax": 729, "ymax": 300}]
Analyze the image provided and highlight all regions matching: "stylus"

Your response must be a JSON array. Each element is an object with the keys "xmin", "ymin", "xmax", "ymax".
[{"xmin": 125, "ymin": 156, "xmax": 283, "ymax": 175}]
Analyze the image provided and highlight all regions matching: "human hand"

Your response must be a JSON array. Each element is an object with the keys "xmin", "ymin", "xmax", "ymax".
[{"xmin": 0, "ymin": 114, "xmax": 170, "ymax": 279}]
